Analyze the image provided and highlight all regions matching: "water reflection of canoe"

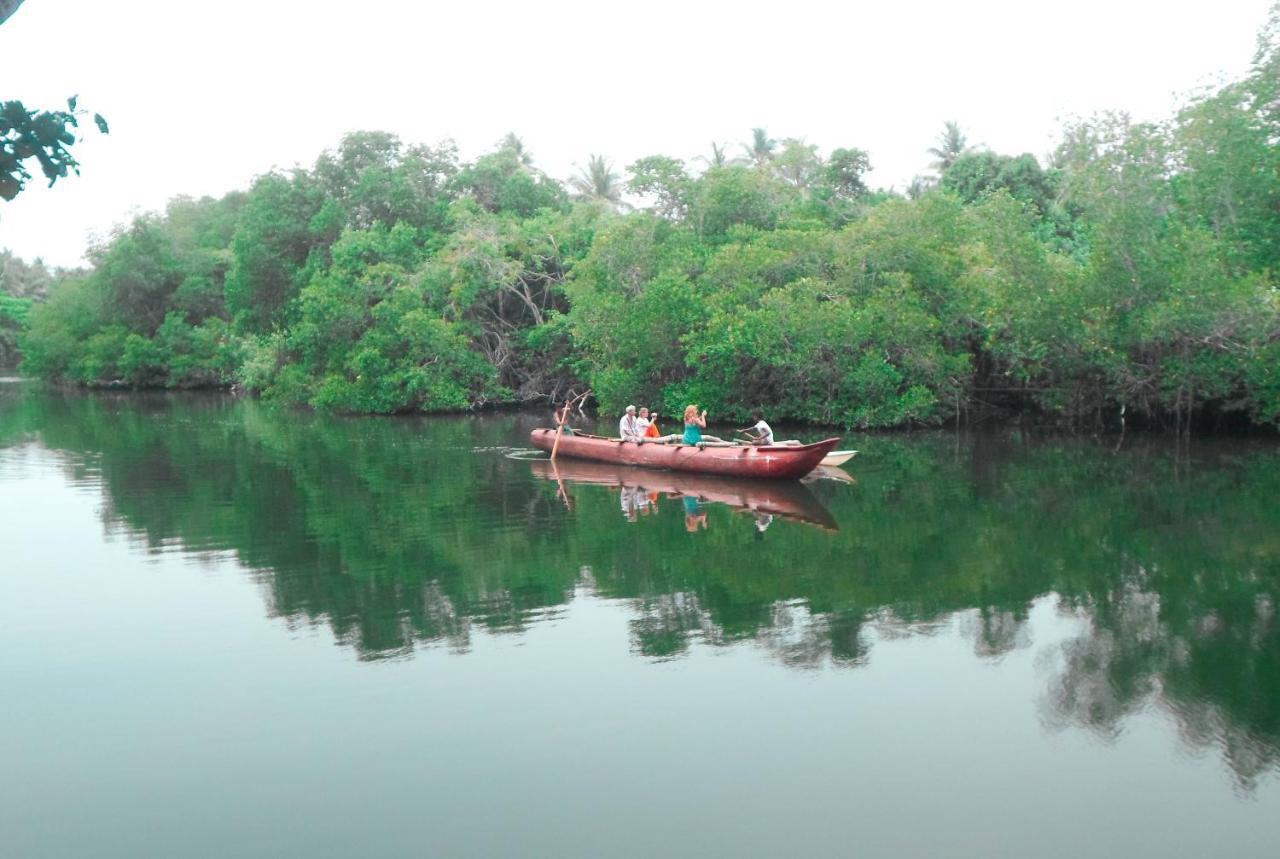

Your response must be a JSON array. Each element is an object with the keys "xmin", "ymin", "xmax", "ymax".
[
  {"xmin": 530, "ymin": 429, "xmax": 840, "ymax": 480},
  {"xmin": 805, "ymin": 465, "xmax": 857, "ymax": 484},
  {"xmin": 530, "ymin": 458, "xmax": 839, "ymax": 531}
]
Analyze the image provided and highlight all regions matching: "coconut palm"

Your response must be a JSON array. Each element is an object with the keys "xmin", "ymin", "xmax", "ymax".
[
  {"xmin": 498, "ymin": 132, "xmax": 534, "ymax": 168},
  {"xmin": 928, "ymin": 121, "xmax": 969, "ymax": 173},
  {"xmin": 744, "ymin": 128, "xmax": 777, "ymax": 167},
  {"xmin": 696, "ymin": 141, "xmax": 733, "ymax": 169},
  {"xmin": 569, "ymin": 154, "xmax": 624, "ymax": 208}
]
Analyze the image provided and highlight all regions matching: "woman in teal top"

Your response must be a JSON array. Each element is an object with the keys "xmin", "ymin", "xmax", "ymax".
[{"xmin": 682, "ymin": 404, "xmax": 706, "ymax": 445}]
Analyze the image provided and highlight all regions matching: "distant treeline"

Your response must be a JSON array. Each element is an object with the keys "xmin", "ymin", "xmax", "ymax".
[{"xmin": 6, "ymin": 10, "xmax": 1280, "ymax": 428}]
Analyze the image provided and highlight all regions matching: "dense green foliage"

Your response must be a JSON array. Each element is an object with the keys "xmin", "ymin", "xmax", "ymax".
[
  {"xmin": 1, "ymin": 251, "xmax": 58, "ymax": 368},
  {"xmin": 15, "ymin": 10, "xmax": 1280, "ymax": 428},
  {"xmin": 0, "ymin": 293, "xmax": 31, "ymax": 367}
]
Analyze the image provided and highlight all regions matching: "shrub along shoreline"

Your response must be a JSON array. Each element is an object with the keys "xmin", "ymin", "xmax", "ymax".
[{"xmin": 9, "ymin": 13, "xmax": 1280, "ymax": 432}]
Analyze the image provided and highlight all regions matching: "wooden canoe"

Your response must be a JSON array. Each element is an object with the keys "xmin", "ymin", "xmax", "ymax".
[
  {"xmin": 530, "ymin": 459, "xmax": 838, "ymax": 531},
  {"xmin": 530, "ymin": 429, "xmax": 840, "ymax": 480}
]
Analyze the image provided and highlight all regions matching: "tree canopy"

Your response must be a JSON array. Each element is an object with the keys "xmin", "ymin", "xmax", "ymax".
[{"xmin": 11, "ymin": 11, "xmax": 1280, "ymax": 430}]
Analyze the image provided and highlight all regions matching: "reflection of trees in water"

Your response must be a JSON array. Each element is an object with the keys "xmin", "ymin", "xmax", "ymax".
[
  {"xmin": 629, "ymin": 594, "xmax": 871, "ymax": 668},
  {"xmin": 8, "ymin": 386, "xmax": 1280, "ymax": 787},
  {"xmin": 963, "ymin": 605, "xmax": 1031, "ymax": 660},
  {"xmin": 630, "ymin": 591, "xmax": 721, "ymax": 658},
  {"xmin": 1042, "ymin": 588, "xmax": 1163, "ymax": 740},
  {"xmin": 628, "ymin": 598, "xmax": 1015, "ymax": 670},
  {"xmin": 1043, "ymin": 582, "xmax": 1279, "ymax": 790},
  {"xmin": 756, "ymin": 602, "xmax": 871, "ymax": 668}
]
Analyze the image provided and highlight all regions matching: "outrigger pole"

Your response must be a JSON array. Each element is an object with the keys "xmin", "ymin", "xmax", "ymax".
[{"xmin": 550, "ymin": 390, "xmax": 591, "ymax": 463}]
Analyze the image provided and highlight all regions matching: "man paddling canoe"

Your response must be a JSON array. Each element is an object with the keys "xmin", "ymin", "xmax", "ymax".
[{"xmin": 738, "ymin": 410, "xmax": 775, "ymax": 445}]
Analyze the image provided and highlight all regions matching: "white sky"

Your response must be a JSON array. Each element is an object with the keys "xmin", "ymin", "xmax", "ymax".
[{"xmin": 1, "ymin": 0, "xmax": 1273, "ymax": 268}]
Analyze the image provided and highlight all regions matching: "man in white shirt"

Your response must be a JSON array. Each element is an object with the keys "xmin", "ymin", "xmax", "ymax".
[
  {"xmin": 619, "ymin": 405, "xmax": 644, "ymax": 441},
  {"xmin": 739, "ymin": 411, "xmax": 774, "ymax": 445}
]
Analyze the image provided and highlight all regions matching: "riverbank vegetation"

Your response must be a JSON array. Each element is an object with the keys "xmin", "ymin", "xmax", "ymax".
[
  {"xmin": 8, "ymin": 10, "xmax": 1280, "ymax": 429},
  {"xmin": 0, "ymin": 250, "xmax": 55, "ymax": 368}
]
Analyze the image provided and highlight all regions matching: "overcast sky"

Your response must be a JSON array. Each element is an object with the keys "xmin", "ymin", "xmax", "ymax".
[{"xmin": 1, "ymin": 0, "xmax": 1273, "ymax": 267}]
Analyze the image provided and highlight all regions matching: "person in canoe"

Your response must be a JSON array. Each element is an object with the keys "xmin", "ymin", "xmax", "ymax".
[
  {"xmin": 642, "ymin": 407, "xmax": 684, "ymax": 444},
  {"xmin": 639, "ymin": 407, "xmax": 661, "ymax": 438},
  {"xmin": 555, "ymin": 400, "xmax": 577, "ymax": 435},
  {"xmin": 619, "ymin": 405, "xmax": 645, "ymax": 441},
  {"xmin": 682, "ymin": 405, "xmax": 725, "ymax": 446},
  {"xmin": 738, "ymin": 410, "xmax": 775, "ymax": 445}
]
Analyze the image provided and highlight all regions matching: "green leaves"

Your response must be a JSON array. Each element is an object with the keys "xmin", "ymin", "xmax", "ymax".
[{"xmin": 0, "ymin": 98, "xmax": 107, "ymax": 200}]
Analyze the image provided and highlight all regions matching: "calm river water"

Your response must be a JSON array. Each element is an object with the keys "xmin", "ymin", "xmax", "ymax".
[{"xmin": 2, "ymin": 383, "xmax": 1279, "ymax": 857}]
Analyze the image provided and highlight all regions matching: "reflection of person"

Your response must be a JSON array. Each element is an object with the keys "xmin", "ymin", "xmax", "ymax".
[
  {"xmin": 619, "ymin": 405, "xmax": 644, "ymax": 441},
  {"xmin": 621, "ymin": 487, "xmax": 638, "ymax": 521},
  {"xmin": 739, "ymin": 410, "xmax": 775, "ymax": 445},
  {"xmin": 634, "ymin": 486, "xmax": 652, "ymax": 516},
  {"xmin": 754, "ymin": 512, "xmax": 774, "ymax": 536},
  {"xmin": 683, "ymin": 494, "xmax": 708, "ymax": 532}
]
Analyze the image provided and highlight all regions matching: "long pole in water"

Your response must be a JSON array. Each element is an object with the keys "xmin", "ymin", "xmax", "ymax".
[
  {"xmin": 550, "ymin": 413, "xmax": 567, "ymax": 462},
  {"xmin": 550, "ymin": 390, "xmax": 590, "ymax": 463}
]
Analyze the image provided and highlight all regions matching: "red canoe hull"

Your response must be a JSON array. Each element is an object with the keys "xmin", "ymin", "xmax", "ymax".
[{"xmin": 530, "ymin": 429, "xmax": 840, "ymax": 480}]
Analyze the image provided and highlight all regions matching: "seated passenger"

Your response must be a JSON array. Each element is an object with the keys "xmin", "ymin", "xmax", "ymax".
[
  {"xmin": 619, "ymin": 405, "xmax": 644, "ymax": 441},
  {"xmin": 682, "ymin": 405, "xmax": 724, "ymax": 445},
  {"xmin": 638, "ymin": 407, "xmax": 661, "ymax": 438}
]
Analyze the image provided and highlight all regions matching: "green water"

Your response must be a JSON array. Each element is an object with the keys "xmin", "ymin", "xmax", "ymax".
[{"xmin": 2, "ymin": 384, "xmax": 1279, "ymax": 857}]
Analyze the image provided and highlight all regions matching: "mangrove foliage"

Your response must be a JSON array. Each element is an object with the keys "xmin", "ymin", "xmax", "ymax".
[{"xmin": 9, "ymin": 10, "xmax": 1280, "ymax": 429}]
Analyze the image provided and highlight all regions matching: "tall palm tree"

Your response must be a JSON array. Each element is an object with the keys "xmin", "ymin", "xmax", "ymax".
[
  {"xmin": 745, "ymin": 128, "xmax": 777, "ymax": 168},
  {"xmin": 498, "ymin": 132, "xmax": 534, "ymax": 168},
  {"xmin": 569, "ymin": 154, "xmax": 624, "ymax": 208},
  {"xmin": 928, "ymin": 121, "xmax": 968, "ymax": 173},
  {"xmin": 696, "ymin": 141, "xmax": 733, "ymax": 169}
]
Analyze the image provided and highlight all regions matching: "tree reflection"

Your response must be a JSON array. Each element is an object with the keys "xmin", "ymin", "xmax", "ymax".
[
  {"xmin": 1044, "ymin": 585, "xmax": 1279, "ymax": 791},
  {"xmin": 4, "ymin": 383, "xmax": 1279, "ymax": 787}
]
